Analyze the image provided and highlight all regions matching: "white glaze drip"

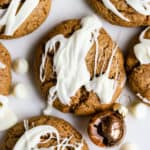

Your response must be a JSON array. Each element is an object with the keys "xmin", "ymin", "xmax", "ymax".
[
  {"xmin": 0, "ymin": 61, "xmax": 6, "ymax": 69},
  {"xmin": 0, "ymin": 95, "xmax": 17, "ymax": 131},
  {"xmin": 137, "ymin": 93, "xmax": 150, "ymax": 104},
  {"xmin": 14, "ymin": 125, "xmax": 83, "ymax": 150},
  {"xmin": 24, "ymin": 120, "xmax": 29, "ymax": 131},
  {"xmin": 102, "ymin": 0, "xmax": 129, "ymax": 22},
  {"xmin": 102, "ymin": 0, "xmax": 150, "ymax": 21},
  {"xmin": 134, "ymin": 26, "xmax": 150, "ymax": 64},
  {"xmin": 86, "ymin": 45, "xmax": 118, "ymax": 104},
  {"xmin": 126, "ymin": 0, "xmax": 150, "ymax": 15},
  {"xmin": 40, "ymin": 15, "xmax": 119, "ymax": 112},
  {"xmin": 0, "ymin": 0, "xmax": 39, "ymax": 35},
  {"xmin": 93, "ymin": 29, "xmax": 100, "ymax": 76}
]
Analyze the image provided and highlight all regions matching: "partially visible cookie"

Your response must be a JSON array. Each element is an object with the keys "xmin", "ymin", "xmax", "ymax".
[
  {"xmin": 0, "ymin": 115, "xmax": 88, "ymax": 150},
  {"xmin": 34, "ymin": 15, "xmax": 126, "ymax": 115},
  {"xmin": 0, "ymin": 43, "xmax": 11, "ymax": 95},
  {"xmin": 0, "ymin": 0, "xmax": 51, "ymax": 39},
  {"xmin": 87, "ymin": 0, "xmax": 150, "ymax": 27},
  {"xmin": 126, "ymin": 27, "xmax": 150, "ymax": 105}
]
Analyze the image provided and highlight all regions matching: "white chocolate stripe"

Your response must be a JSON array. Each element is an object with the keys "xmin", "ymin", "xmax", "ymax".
[
  {"xmin": 139, "ymin": 26, "xmax": 150, "ymax": 43},
  {"xmin": 0, "ymin": 0, "xmax": 39, "ymax": 36},
  {"xmin": 102, "ymin": 0, "xmax": 129, "ymax": 22},
  {"xmin": 86, "ymin": 44, "xmax": 118, "ymax": 104},
  {"xmin": 137, "ymin": 93, "xmax": 150, "ymax": 104},
  {"xmin": 126, "ymin": 0, "xmax": 150, "ymax": 16}
]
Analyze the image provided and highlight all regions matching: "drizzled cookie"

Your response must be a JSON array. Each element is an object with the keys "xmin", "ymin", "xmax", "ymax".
[
  {"xmin": 34, "ymin": 15, "xmax": 126, "ymax": 115},
  {"xmin": 0, "ymin": 115, "xmax": 88, "ymax": 150}
]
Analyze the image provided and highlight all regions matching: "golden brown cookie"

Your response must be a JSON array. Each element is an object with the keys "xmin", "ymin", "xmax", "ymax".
[
  {"xmin": 126, "ymin": 27, "xmax": 150, "ymax": 105},
  {"xmin": 0, "ymin": 0, "xmax": 51, "ymax": 39},
  {"xmin": 0, "ymin": 43, "xmax": 11, "ymax": 95},
  {"xmin": 88, "ymin": 110, "xmax": 125, "ymax": 147},
  {"xmin": 87, "ymin": 0, "xmax": 150, "ymax": 27},
  {"xmin": 34, "ymin": 16, "xmax": 126, "ymax": 116},
  {"xmin": 0, "ymin": 115, "xmax": 88, "ymax": 150}
]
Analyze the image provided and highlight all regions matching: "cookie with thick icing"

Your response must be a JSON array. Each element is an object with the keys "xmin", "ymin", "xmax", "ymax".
[
  {"xmin": 0, "ymin": 0, "xmax": 51, "ymax": 39},
  {"xmin": 87, "ymin": 0, "xmax": 150, "ymax": 27},
  {"xmin": 126, "ymin": 27, "xmax": 150, "ymax": 105},
  {"xmin": 0, "ymin": 115, "xmax": 88, "ymax": 150},
  {"xmin": 34, "ymin": 15, "xmax": 126, "ymax": 116},
  {"xmin": 0, "ymin": 43, "xmax": 11, "ymax": 95}
]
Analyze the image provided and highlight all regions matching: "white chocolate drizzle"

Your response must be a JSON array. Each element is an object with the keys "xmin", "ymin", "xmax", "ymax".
[
  {"xmin": 0, "ymin": 61, "xmax": 6, "ymax": 69},
  {"xmin": 24, "ymin": 120, "xmax": 29, "ymax": 131},
  {"xmin": 102, "ymin": 0, "xmax": 150, "ymax": 21},
  {"xmin": 0, "ymin": 95, "xmax": 18, "ymax": 131},
  {"xmin": 0, "ymin": 0, "xmax": 39, "ymax": 36},
  {"xmin": 134, "ymin": 26, "xmax": 150, "ymax": 64},
  {"xmin": 86, "ymin": 45, "xmax": 118, "ymax": 104},
  {"xmin": 137, "ymin": 93, "xmax": 150, "ymax": 104},
  {"xmin": 40, "ymin": 15, "xmax": 119, "ymax": 111},
  {"xmin": 14, "ymin": 124, "xmax": 83, "ymax": 150},
  {"xmin": 126, "ymin": 0, "xmax": 150, "ymax": 15},
  {"xmin": 102, "ymin": 0, "xmax": 129, "ymax": 22}
]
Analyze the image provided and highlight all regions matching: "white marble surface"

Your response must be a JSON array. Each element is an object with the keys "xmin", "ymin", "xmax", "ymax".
[{"xmin": 0, "ymin": 0, "xmax": 150, "ymax": 149}]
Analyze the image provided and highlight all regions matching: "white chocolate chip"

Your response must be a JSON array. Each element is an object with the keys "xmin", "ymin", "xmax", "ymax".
[
  {"xmin": 13, "ymin": 58, "xmax": 29, "ymax": 74},
  {"xmin": 120, "ymin": 143, "xmax": 138, "ymax": 150},
  {"xmin": 113, "ymin": 103, "xmax": 128, "ymax": 117},
  {"xmin": 131, "ymin": 102, "xmax": 148, "ymax": 119},
  {"xmin": 12, "ymin": 83, "xmax": 27, "ymax": 99},
  {"xmin": 0, "ymin": 95, "xmax": 18, "ymax": 131}
]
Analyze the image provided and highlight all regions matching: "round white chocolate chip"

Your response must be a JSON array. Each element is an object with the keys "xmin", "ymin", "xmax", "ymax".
[
  {"xmin": 120, "ymin": 143, "xmax": 138, "ymax": 150},
  {"xmin": 13, "ymin": 58, "xmax": 29, "ymax": 74},
  {"xmin": 12, "ymin": 83, "xmax": 27, "ymax": 99},
  {"xmin": 113, "ymin": 103, "xmax": 128, "ymax": 117},
  {"xmin": 0, "ymin": 95, "xmax": 18, "ymax": 131},
  {"xmin": 131, "ymin": 102, "xmax": 148, "ymax": 119}
]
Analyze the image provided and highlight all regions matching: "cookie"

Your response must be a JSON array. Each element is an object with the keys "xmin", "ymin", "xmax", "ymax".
[
  {"xmin": 88, "ymin": 110, "xmax": 125, "ymax": 147},
  {"xmin": 0, "ymin": 115, "xmax": 88, "ymax": 150},
  {"xmin": 87, "ymin": 0, "xmax": 150, "ymax": 27},
  {"xmin": 0, "ymin": 0, "xmax": 51, "ymax": 39},
  {"xmin": 0, "ymin": 43, "xmax": 11, "ymax": 95},
  {"xmin": 126, "ymin": 27, "xmax": 150, "ymax": 105},
  {"xmin": 34, "ymin": 15, "xmax": 126, "ymax": 116}
]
